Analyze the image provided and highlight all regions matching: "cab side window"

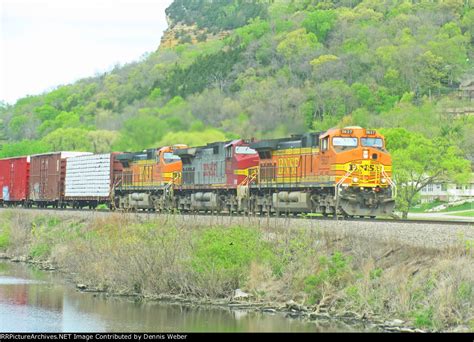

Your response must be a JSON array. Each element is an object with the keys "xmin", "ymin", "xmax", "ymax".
[
  {"xmin": 321, "ymin": 137, "xmax": 329, "ymax": 152},
  {"xmin": 225, "ymin": 146, "xmax": 232, "ymax": 159}
]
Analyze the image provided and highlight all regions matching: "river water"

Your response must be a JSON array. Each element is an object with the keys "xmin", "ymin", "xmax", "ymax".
[{"xmin": 0, "ymin": 261, "xmax": 368, "ymax": 332}]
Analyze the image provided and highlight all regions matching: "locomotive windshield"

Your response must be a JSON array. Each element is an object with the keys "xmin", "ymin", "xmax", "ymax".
[
  {"xmin": 163, "ymin": 152, "xmax": 181, "ymax": 163},
  {"xmin": 361, "ymin": 137, "xmax": 383, "ymax": 148},
  {"xmin": 332, "ymin": 137, "xmax": 358, "ymax": 147},
  {"xmin": 235, "ymin": 146, "xmax": 257, "ymax": 155}
]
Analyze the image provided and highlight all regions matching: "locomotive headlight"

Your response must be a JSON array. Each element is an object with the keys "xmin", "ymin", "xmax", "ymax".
[
  {"xmin": 381, "ymin": 178, "xmax": 387, "ymax": 184},
  {"xmin": 363, "ymin": 150, "xmax": 369, "ymax": 159},
  {"xmin": 352, "ymin": 177, "xmax": 359, "ymax": 183}
]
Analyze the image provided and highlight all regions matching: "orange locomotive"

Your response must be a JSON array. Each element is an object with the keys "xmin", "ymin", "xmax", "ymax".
[
  {"xmin": 112, "ymin": 127, "xmax": 394, "ymax": 217},
  {"xmin": 249, "ymin": 127, "xmax": 395, "ymax": 217},
  {"xmin": 114, "ymin": 145, "xmax": 186, "ymax": 210}
]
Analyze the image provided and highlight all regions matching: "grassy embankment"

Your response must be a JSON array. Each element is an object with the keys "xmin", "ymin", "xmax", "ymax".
[
  {"xmin": 410, "ymin": 201, "xmax": 474, "ymax": 218},
  {"xmin": 0, "ymin": 210, "xmax": 472, "ymax": 331}
]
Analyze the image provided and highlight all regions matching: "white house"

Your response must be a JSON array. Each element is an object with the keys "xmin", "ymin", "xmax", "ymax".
[{"xmin": 419, "ymin": 173, "xmax": 474, "ymax": 203}]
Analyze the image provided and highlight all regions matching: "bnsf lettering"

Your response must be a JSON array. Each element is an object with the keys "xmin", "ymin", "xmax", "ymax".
[
  {"xmin": 203, "ymin": 162, "xmax": 217, "ymax": 177},
  {"xmin": 349, "ymin": 164, "xmax": 379, "ymax": 172},
  {"xmin": 277, "ymin": 157, "xmax": 300, "ymax": 175}
]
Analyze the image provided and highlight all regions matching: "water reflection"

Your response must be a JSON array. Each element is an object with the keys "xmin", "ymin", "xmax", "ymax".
[{"xmin": 0, "ymin": 262, "xmax": 365, "ymax": 332}]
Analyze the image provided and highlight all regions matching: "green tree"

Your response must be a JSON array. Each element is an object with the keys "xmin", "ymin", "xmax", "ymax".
[
  {"xmin": 417, "ymin": 51, "xmax": 447, "ymax": 97},
  {"xmin": 41, "ymin": 128, "xmax": 92, "ymax": 151},
  {"xmin": 8, "ymin": 115, "xmax": 29, "ymax": 138},
  {"xmin": 428, "ymin": 22, "xmax": 469, "ymax": 86},
  {"xmin": 277, "ymin": 28, "xmax": 321, "ymax": 61},
  {"xmin": 302, "ymin": 10, "xmax": 336, "ymax": 42},
  {"xmin": 34, "ymin": 104, "xmax": 59, "ymax": 122},
  {"xmin": 233, "ymin": 18, "xmax": 270, "ymax": 47},
  {"xmin": 156, "ymin": 128, "xmax": 227, "ymax": 147},
  {"xmin": 114, "ymin": 114, "xmax": 169, "ymax": 151},
  {"xmin": 310, "ymin": 80, "xmax": 356, "ymax": 127},
  {"xmin": 38, "ymin": 111, "xmax": 82, "ymax": 136},
  {"xmin": 87, "ymin": 130, "xmax": 120, "ymax": 153},
  {"xmin": 0, "ymin": 140, "xmax": 50, "ymax": 158},
  {"xmin": 381, "ymin": 128, "xmax": 471, "ymax": 219}
]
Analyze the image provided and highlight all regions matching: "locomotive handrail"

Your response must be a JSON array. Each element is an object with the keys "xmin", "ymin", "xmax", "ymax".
[
  {"xmin": 240, "ymin": 167, "xmax": 258, "ymax": 186},
  {"xmin": 161, "ymin": 172, "xmax": 181, "ymax": 201},
  {"xmin": 110, "ymin": 176, "xmax": 122, "ymax": 210},
  {"xmin": 336, "ymin": 168, "xmax": 356, "ymax": 188},
  {"xmin": 381, "ymin": 166, "xmax": 397, "ymax": 199},
  {"xmin": 165, "ymin": 171, "xmax": 181, "ymax": 188},
  {"xmin": 334, "ymin": 168, "xmax": 356, "ymax": 218}
]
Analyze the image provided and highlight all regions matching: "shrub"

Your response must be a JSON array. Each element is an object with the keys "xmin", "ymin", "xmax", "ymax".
[
  {"xmin": 29, "ymin": 243, "xmax": 51, "ymax": 258},
  {"xmin": 191, "ymin": 226, "xmax": 273, "ymax": 293},
  {"xmin": 0, "ymin": 225, "xmax": 10, "ymax": 249},
  {"xmin": 193, "ymin": 226, "xmax": 271, "ymax": 274},
  {"xmin": 412, "ymin": 307, "xmax": 434, "ymax": 328},
  {"xmin": 304, "ymin": 252, "xmax": 353, "ymax": 304}
]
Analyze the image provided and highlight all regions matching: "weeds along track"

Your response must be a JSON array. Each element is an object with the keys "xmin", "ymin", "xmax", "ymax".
[
  {"xmin": 1, "ymin": 209, "xmax": 471, "ymax": 331},
  {"xmin": 1, "ymin": 207, "xmax": 472, "ymax": 250},
  {"xmin": 0, "ymin": 206, "xmax": 471, "ymax": 226}
]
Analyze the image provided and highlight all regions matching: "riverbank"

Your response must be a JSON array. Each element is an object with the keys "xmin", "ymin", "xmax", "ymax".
[
  {"xmin": 2, "ymin": 261, "xmax": 361, "ymax": 332},
  {"xmin": 0, "ymin": 209, "xmax": 472, "ymax": 332}
]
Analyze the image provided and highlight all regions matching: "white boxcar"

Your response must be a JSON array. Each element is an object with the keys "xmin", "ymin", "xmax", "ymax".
[{"xmin": 65, "ymin": 153, "xmax": 117, "ymax": 200}]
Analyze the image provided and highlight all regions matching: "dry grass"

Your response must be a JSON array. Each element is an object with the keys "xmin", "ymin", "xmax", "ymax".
[{"xmin": 0, "ymin": 209, "xmax": 472, "ymax": 330}]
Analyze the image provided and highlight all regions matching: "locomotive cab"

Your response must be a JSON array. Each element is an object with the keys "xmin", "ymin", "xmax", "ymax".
[
  {"xmin": 320, "ymin": 127, "xmax": 392, "ymax": 187},
  {"xmin": 226, "ymin": 140, "xmax": 260, "ymax": 186},
  {"xmin": 322, "ymin": 127, "xmax": 395, "ymax": 217},
  {"xmin": 117, "ymin": 145, "xmax": 186, "ymax": 188}
]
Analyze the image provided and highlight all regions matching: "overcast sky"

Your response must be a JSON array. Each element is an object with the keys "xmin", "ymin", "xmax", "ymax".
[{"xmin": 0, "ymin": 0, "xmax": 173, "ymax": 104}]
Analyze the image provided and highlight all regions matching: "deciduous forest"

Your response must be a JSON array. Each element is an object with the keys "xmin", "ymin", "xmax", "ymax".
[{"xmin": 1, "ymin": 0, "xmax": 472, "ymax": 194}]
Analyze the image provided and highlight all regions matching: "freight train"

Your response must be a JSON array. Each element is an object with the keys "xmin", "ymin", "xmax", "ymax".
[{"xmin": 0, "ymin": 127, "xmax": 395, "ymax": 217}]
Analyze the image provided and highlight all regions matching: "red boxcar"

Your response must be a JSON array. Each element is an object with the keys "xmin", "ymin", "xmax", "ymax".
[
  {"xmin": 0, "ymin": 156, "xmax": 30, "ymax": 205},
  {"xmin": 29, "ymin": 152, "xmax": 91, "ymax": 207}
]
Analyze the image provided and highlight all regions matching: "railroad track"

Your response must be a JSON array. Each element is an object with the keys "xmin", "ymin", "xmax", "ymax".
[{"xmin": 1, "ymin": 207, "xmax": 471, "ymax": 226}]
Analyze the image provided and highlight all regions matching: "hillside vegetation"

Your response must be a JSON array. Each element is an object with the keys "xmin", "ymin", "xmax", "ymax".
[{"xmin": 0, "ymin": 0, "xmax": 472, "ymax": 162}]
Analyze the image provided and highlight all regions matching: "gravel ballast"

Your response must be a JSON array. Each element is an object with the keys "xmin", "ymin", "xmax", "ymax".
[{"xmin": 3, "ymin": 208, "xmax": 472, "ymax": 250}]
